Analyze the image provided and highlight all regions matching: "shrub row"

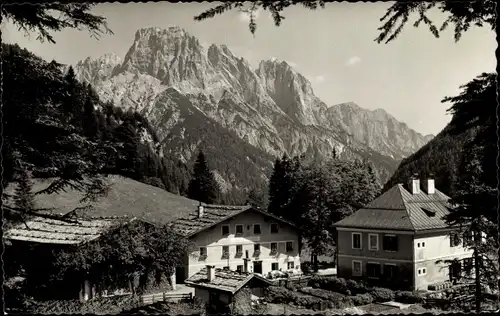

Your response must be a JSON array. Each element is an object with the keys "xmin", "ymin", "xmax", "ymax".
[
  {"xmin": 308, "ymin": 276, "xmax": 370, "ymax": 295},
  {"xmin": 308, "ymin": 276, "xmax": 425, "ymax": 305},
  {"xmin": 264, "ymin": 286, "xmax": 323, "ymax": 310},
  {"xmin": 300, "ymin": 287, "xmax": 353, "ymax": 309}
]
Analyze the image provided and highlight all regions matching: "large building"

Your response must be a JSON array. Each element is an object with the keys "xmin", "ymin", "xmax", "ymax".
[
  {"xmin": 334, "ymin": 176, "xmax": 474, "ymax": 291},
  {"xmin": 171, "ymin": 204, "xmax": 301, "ymax": 283}
]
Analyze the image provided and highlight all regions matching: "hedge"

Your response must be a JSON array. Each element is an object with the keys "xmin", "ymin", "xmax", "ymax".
[
  {"xmin": 394, "ymin": 291, "xmax": 425, "ymax": 304},
  {"xmin": 350, "ymin": 293, "xmax": 375, "ymax": 306},
  {"xmin": 300, "ymin": 287, "xmax": 353, "ymax": 309},
  {"xmin": 264, "ymin": 286, "xmax": 323, "ymax": 310},
  {"xmin": 370, "ymin": 287, "xmax": 395, "ymax": 303},
  {"xmin": 308, "ymin": 276, "xmax": 351, "ymax": 295}
]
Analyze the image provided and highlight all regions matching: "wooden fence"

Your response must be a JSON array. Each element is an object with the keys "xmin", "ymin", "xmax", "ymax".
[
  {"xmin": 141, "ymin": 292, "xmax": 193, "ymax": 305},
  {"xmin": 270, "ymin": 276, "xmax": 312, "ymax": 288}
]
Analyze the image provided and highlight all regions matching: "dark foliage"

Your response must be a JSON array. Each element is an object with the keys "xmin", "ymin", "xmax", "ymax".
[
  {"xmin": 187, "ymin": 151, "xmax": 221, "ymax": 204},
  {"xmin": 2, "ymin": 3, "xmax": 113, "ymax": 44},
  {"xmin": 194, "ymin": 1, "xmax": 495, "ymax": 44}
]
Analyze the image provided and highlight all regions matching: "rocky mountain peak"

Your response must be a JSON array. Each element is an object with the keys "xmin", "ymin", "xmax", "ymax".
[{"xmin": 74, "ymin": 25, "xmax": 435, "ymax": 189}]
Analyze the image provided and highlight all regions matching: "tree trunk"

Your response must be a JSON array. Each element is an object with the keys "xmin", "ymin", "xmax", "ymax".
[{"xmin": 474, "ymin": 248, "xmax": 481, "ymax": 313}]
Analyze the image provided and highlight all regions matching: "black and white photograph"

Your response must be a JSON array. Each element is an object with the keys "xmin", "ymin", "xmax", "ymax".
[{"xmin": 2, "ymin": 1, "xmax": 498, "ymax": 314}]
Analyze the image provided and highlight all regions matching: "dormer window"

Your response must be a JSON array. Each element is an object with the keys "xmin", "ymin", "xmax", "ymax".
[{"xmin": 421, "ymin": 207, "xmax": 436, "ymax": 217}]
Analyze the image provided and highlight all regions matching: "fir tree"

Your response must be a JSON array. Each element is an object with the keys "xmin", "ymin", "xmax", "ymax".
[
  {"xmin": 187, "ymin": 151, "xmax": 221, "ymax": 204},
  {"xmin": 246, "ymin": 188, "xmax": 268, "ymax": 210}
]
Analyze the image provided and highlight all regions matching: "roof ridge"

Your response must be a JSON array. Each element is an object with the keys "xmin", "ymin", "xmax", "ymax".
[{"xmin": 396, "ymin": 184, "xmax": 416, "ymax": 231}]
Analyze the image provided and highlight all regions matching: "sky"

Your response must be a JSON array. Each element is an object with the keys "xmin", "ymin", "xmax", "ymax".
[{"xmin": 2, "ymin": 2, "xmax": 496, "ymax": 136}]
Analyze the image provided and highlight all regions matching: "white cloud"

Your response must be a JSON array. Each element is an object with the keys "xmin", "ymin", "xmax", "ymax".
[
  {"xmin": 345, "ymin": 56, "xmax": 362, "ymax": 66},
  {"xmin": 288, "ymin": 61, "xmax": 298, "ymax": 68}
]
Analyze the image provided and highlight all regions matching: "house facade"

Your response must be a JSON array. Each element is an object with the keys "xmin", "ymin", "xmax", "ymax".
[
  {"xmin": 185, "ymin": 265, "xmax": 272, "ymax": 315},
  {"xmin": 334, "ymin": 177, "xmax": 473, "ymax": 291},
  {"xmin": 171, "ymin": 205, "xmax": 301, "ymax": 282}
]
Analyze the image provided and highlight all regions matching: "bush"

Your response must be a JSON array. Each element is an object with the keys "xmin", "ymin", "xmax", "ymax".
[
  {"xmin": 24, "ymin": 295, "xmax": 142, "ymax": 314},
  {"xmin": 370, "ymin": 287, "xmax": 395, "ymax": 303},
  {"xmin": 395, "ymin": 291, "xmax": 425, "ymax": 304},
  {"xmin": 265, "ymin": 286, "xmax": 323, "ymax": 310},
  {"xmin": 308, "ymin": 276, "xmax": 351, "ymax": 295},
  {"xmin": 264, "ymin": 286, "xmax": 294, "ymax": 304},
  {"xmin": 351, "ymin": 293, "xmax": 375, "ymax": 306},
  {"xmin": 300, "ymin": 287, "xmax": 352, "ymax": 309},
  {"xmin": 346, "ymin": 279, "xmax": 369, "ymax": 295}
]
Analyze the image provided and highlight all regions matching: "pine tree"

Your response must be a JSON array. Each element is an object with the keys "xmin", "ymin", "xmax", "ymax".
[
  {"xmin": 246, "ymin": 188, "xmax": 268, "ymax": 210},
  {"xmin": 187, "ymin": 151, "xmax": 221, "ymax": 204}
]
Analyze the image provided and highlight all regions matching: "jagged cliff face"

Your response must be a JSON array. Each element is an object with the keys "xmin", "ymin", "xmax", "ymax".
[{"xmin": 73, "ymin": 26, "xmax": 433, "ymax": 189}]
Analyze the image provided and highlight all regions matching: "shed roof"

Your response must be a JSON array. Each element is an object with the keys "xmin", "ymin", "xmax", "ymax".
[
  {"xmin": 185, "ymin": 267, "xmax": 273, "ymax": 294},
  {"xmin": 3, "ymin": 216, "xmax": 126, "ymax": 245}
]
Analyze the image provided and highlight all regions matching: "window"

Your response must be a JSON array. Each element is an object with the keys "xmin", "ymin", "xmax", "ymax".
[
  {"xmin": 199, "ymin": 247, "xmax": 207, "ymax": 259},
  {"xmin": 286, "ymin": 241, "xmax": 294, "ymax": 252},
  {"xmin": 270, "ymin": 223, "xmax": 279, "ymax": 234},
  {"xmin": 222, "ymin": 246, "xmax": 229, "ymax": 258},
  {"xmin": 272, "ymin": 263, "xmax": 279, "ymax": 271},
  {"xmin": 235, "ymin": 224, "xmax": 244, "ymax": 235},
  {"xmin": 236, "ymin": 245, "xmax": 243, "ymax": 255},
  {"xmin": 383, "ymin": 264, "xmax": 399, "ymax": 279},
  {"xmin": 270, "ymin": 242, "xmax": 278, "ymax": 255},
  {"xmin": 254, "ymin": 244, "xmax": 261, "ymax": 255},
  {"xmin": 449, "ymin": 261, "xmax": 462, "ymax": 281},
  {"xmin": 222, "ymin": 225, "xmax": 230, "ymax": 236},
  {"xmin": 367, "ymin": 263, "xmax": 381, "ymax": 279},
  {"xmin": 463, "ymin": 231, "xmax": 473, "ymax": 247},
  {"xmin": 417, "ymin": 241, "xmax": 426, "ymax": 248},
  {"xmin": 253, "ymin": 224, "xmax": 261, "ymax": 235},
  {"xmin": 352, "ymin": 261, "xmax": 362, "ymax": 277},
  {"xmin": 450, "ymin": 232, "xmax": 461, "ymax": 247},
  {"xmin": 369, "ymin": 234, "xmax": 379, "ymax": 251},
  {"xmin": 464, "ymin": 258, "xmax": 473, "ymax": 275},
  {"xmin": 287, "ymin": 262, "xmax": 294, "ymax": 270},
  {"xmin": 383, "ymin": 235, "xmax": 398, "ymax": 252},
  {"xmin": 417, "ymin": 268, "xmax": 427, "ymax": 276},
  {"xmin": 352, "ymin": 233, "xmax": 362, "ymax": 249},
  {"xmin": 223, "ymin": 266, "xmax": 230, "ymax": 270},
  {"xmin": 237, "ymin": 265, "xmax": 243, "ymax": 273}
]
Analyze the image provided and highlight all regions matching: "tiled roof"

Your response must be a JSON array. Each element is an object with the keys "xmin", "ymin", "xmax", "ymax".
[
  {"xmin": 335, "ymin": 183, "xmax": 454, "ymax": 231},
  {"xmin": 171, "ymin": 205, "xmax": 296, "ymax": 237},
  {"xmin": 3, "ymin": 216, "xmax": 126, "ymax": 245},
  {"xmin": 185, "ymin": 268, "xmax": 272, "ymax": 294}
]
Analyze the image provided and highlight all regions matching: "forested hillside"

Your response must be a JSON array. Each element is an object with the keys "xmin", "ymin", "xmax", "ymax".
[{"xmin": 2, "ymin": 43, "xmax": 192, "ymax": 203}]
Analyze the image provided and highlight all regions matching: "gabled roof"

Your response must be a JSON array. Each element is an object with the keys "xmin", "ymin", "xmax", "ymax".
[
  {"xmin": 170, "ymin": 205, "xmax": 297, "ymax": 237},
  {"xmin": 334, "ymin": 183, "xmax": 454, "ymax": 232},
  {"xmin": 3, "ymin": 216, "xmax": 128, "ymax": 245},
  {"xmin": 184, "ymin": 267, "xmax": 273, "ymax": 294}
]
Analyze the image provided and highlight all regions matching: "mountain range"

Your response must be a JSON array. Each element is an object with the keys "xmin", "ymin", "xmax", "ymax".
[{"xmin": 73, "ymin": 26, "xmax": 434, "ymax": 192}]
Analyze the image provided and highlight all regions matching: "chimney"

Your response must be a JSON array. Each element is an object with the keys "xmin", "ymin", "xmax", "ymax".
[
  {"xmin": 408, "ymin": 174, "xmax": 420, "ymax": 194},
  {"xmin": 198, "ymin": 202, "xmax": 204, "ymax": 218},
  {"xmin": 206, "ymin": 265, "xmax": 215, "ymax": 282},
  {"xmin": 243, "ymin": 258, "xmax": 249, "ymax": 273},
  {"xmin": 421, "ymin": 175, "xmax": 435, "ymax": 194}
]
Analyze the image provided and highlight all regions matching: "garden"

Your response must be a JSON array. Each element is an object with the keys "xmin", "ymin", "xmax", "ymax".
[{"xmin": 262, "ymin": 276, "xmax": 430, "ymax": 313}]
